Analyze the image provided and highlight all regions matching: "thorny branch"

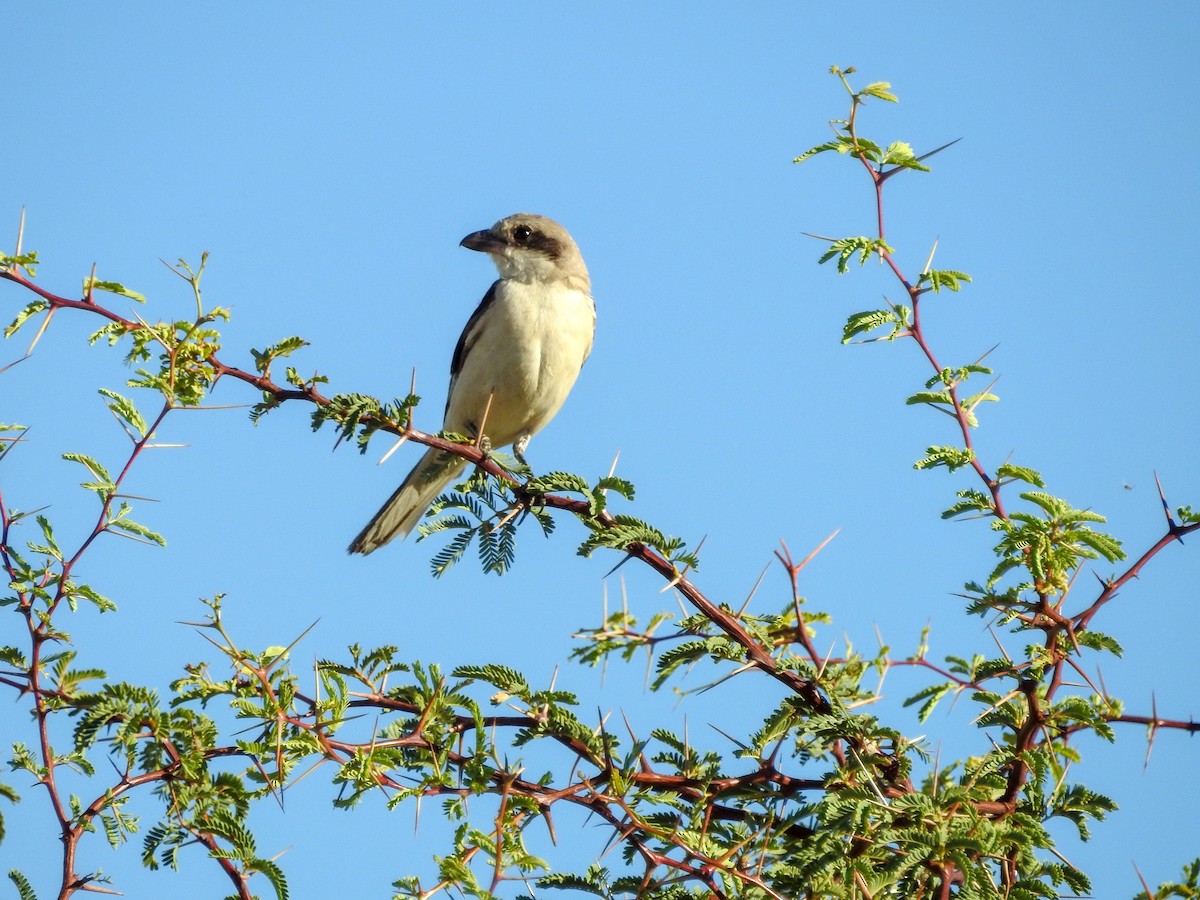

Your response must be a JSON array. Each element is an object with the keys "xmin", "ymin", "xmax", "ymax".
[{"xmin": 832, "ymin": 76, "xmax": 1198, "ymax": 888}]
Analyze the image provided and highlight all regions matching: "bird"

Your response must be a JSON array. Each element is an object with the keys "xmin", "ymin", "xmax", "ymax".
[{"xmin": 347, "ymin": 213, "xmax": 596, "ymax": 555}]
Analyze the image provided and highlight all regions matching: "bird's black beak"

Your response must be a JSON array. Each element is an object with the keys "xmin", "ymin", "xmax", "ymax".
[{"xmin": 460, "ymin": 229, "xmax": 506, "ymax": 254}]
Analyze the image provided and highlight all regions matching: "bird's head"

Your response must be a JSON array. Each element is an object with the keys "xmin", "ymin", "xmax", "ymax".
[{"xmin": 461, "ymin": 213, "xmax": 589, "ymax": 290}]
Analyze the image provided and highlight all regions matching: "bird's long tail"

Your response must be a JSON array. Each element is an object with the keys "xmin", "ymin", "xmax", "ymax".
[{"xmin": 347, "ymin": 449, "xmax": 466, "ymax": 554}]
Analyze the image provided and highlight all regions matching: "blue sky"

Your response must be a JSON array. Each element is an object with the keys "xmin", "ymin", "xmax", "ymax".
[{"xmin": 3, "ymin": 4, "xmax": 1198, "ymax": 897}]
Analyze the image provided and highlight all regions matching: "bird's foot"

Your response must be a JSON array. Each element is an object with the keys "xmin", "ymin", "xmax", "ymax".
[{"xmin": 513, "ymin": 434, "xmax": 530, "ymax": 466}]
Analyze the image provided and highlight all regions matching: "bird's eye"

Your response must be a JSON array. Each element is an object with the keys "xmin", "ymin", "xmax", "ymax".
[{"xmin": 512, "ymin": 225, "xmax": 533, "ymax": 243}]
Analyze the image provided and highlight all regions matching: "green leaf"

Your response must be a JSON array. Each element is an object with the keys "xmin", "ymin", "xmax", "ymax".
[
  {"xmin": 1076, "ymin": 631, "xmax": 1123, "ymax": 657},
  {"xmin": 576, "ymin": 515, "xmax": 698, "ymax": 570},
  {"xmin": 880, "ymin": 141, "xmax": 930, "ymax": 172},
  {"xmin": 34, "ymin": 516, "xmax": 61, "ymax": 558},
  {"xmin": 63, "ymin": 581, "xmax": 115, "ymax": 613},
  {"xmin": 7, "ymin": 869, "xmax": 37, "ymax": 900},
  {"xmin": 0, "ymin": 250, "xmax": 40, "ymax": 275},
  {"xmin": 941, "ymin": 489, "xmax": 994, "ymax": 519},
  {"xmin": 906, "ymin": 390, "xmax": 954, "ymax": 409},
  {"xmin": 430, "ymin": 527, "xmax": 473, "ymax": 577},
  {"xmin": 97, "ymin": 388, "xmax": 148, "ymax": 438},
  {"xmin": 926, "ymin": 363, "xmax": 992, "ymax": 389},
  {"xmin": 4, "ymin": 299, "xmax": 49, "ymax": 339},
  {"xmin": 793, "ymin": 138, "xmax": 849, "ymax": 164},
  {"xmin": 1175, "ymin": 505, "xmax": 1200, "ymax": 525},
  {"xmin": 106, "ymin": 503, "xmax": 166, "ymax": 547},
  {"xmin": 310, "ymin": 392, "xmax": 417, "ymax": 452},
  {"xmin": 859, "ymin": 81, "xmax": 898, "ymax": 103},
  {"xmin": 538, "ymin": 868, "xmax": 610, "ymax": 895},
  {"xmin": 0, "ymin": 647, "xmax": 28, "ymax": 667},
  {"xmin": 453, "ymin": 664, "xmax": 531, "ymax": 696},
  {"xmin": 818, "ymin": 236, "xmax": 893, "ymax": 273},
  {"xmin": 595, "ymin": 475, "xmax": 635, "ymax": 501},
  {"xmin": 247, "ymin": 857, "xmax": 290, "ymax": 900},
  {"xmin": 961, "ymin": 389, "xmax": 998, "ymax": 411},
  {"xmin": 794, "ymin": 134, "xmax": 885, "ymax": 164},
  {"xmin": 250, "ymin": 336, "xmax": 310, "ymax": 375},
  {"xmin": 1074, "ymin": 527, "xmax": 1124, "ymax": 563},
  {"xmin": 1020, "ymin": 491, "xmax": 1066, "ymax": 517},
  {"xmin": 526, "ymin": 472, "xmax": 590, "ymax": 496},
  {"xmin": 62, "ymin": 452, "xmax": 112, "ymax": 485},
  {"xmin": 903, "ymin": 682, "xmax": 954, "ymax": 722},
  {"xmin": 842, "ymin": 306, "xmax": 910, "ymax": 343},
  {"xmin": 84, "ymin": 277, "xmax": 146, "ymax": 303},
  {"xmin": 920, "ymin": 269, "xmax": 972, "ymax": 292},
  {"xmin": 996, "ymin": 463, "xmax": 1045, "ymax": 488},
  {"xmin": 914, "ymin": 445, "xmax": 975, "ymax": 472},
  {"xmin": 477, "ymin": 521, "xmax": 516, "ymax": 575}
]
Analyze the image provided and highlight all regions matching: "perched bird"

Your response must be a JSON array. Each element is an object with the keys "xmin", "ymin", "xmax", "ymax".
[{"xmin": 348, "ymin": 213, "xmax": 595, "ymax": 555}]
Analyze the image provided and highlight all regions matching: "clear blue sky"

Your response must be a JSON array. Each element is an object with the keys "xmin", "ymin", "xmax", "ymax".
[{"xmin": 4, "ymin": 4, "xmax": 1198, "ymax": 897}]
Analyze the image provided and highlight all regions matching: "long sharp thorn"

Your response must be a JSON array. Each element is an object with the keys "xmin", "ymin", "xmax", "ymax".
[
  {"xmin": 975, "ymin": 343, "xmax": 1001, "ymax": 366},
  {"xmin": 794, "ymin": 528, "xmax": 841, "ymax": 574},
  {"xmin": 25, "ymin": 305, "xmax": 56, "ymax": 356},
  {"xmin": 1152, "ymin": 470, "xmax": 1179, "ymax": 534},
  {"xmin": 920, "ymin": 237, "xmax": 939, "ymax": 277},
  {"xmin": 1144, "ymin": 691, "xmax": 1159, "ymax": 771},
  {"xmin": 914, "ymin": 137, "xmax": 963, "ymax": 163},
  {"xmin": 602, "ymin": 552, "xmax": 637, "ymax": 579},
  {"xmin": 271, "ymin": 619, "xmax": 321, "ymax": 665},
  {"xmin": 159, "ymin": 256, "xmax": 191, "ymax": 281},
  {"xmin": 475, "ymin": 392, "xmax": 494, "ymax": 450},
  {"xmin": 708, "ymin": 722, "xmax": 751, "ymax": 751},
  {"xmin": 1132, "ymin": 862, "xmax": 1154, "ymax": 900},
  {"xmin": 600, "ymin": 448, "xmax": 621, "ymax": 497},
  {"xmin": 404, "ymin": 367, "xmax": 418, "ymax": 431},
  {"xmin": 986, "ymin": 625, "xmax": 1013, "ymax": 663},
  {"xmin": 964, "ymin": 374, "xmax": 1002, "ymax": 411},
  {"xmin": 659, "ymin": 534, "xmax": 704, "ymax": 593},
  {"xmin": 378, "ymin": 434, "xmax": 410, "ymax": 465},
  {"xmin": 0, "ymin": 356, "xmax": 30, "ymax": 376},
  {"xmin": 736, "ymin": 561, "xmax": 772, "ymax": 616}
]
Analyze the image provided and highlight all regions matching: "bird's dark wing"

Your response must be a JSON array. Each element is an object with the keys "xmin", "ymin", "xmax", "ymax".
[{"xmin": 446, "ymin": 280, "xmax": 501, "ymax": 418}]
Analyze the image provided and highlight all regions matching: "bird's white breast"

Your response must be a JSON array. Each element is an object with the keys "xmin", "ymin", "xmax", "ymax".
[{"xmin": 444, "ymin": 279, "xmax": 595, "ymax": 448}]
